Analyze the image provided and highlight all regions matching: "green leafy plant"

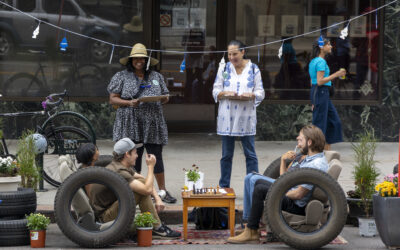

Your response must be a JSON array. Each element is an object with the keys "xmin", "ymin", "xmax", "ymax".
[
  {"xmin": 0, "ymin": 156, "xmax": 19, "ymax": 177},
  {"xmin": 184, "ymin": 164, "xmax": 200, "ymax": 182},
  {"xmin": 26, "ymin": 213, "xmax": 51, "ymax": 230},
  {"xmin": 17, "ymin": 130, "xmax": 40, "ymax": 189},
  {"xmin": 134, "ymin": 212, "xmax": 158, "ymax": 228},
  {"xmin": 351, "ymin": 129, "xmax": 380, "ymax": 218}
]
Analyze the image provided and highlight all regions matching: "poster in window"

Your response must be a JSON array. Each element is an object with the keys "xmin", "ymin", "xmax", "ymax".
[
  {"xmin": 327, "ymin": 16, "xmax": 344, "ymax": 37},
  {"xmin": 258, "ymin": 15, "xmax": 275, "ymax": 36},
  {"xmin": 173, "ymin": 8, "xmax": 188, "ymax": 28},
  {"xmin": 190, "ymin": 8, "xmax": 206, "ymax": 29},
  {"xmin": 304, "ymin": 16, "xmax": 321, "ymax": 37},
  {"xmin": 281, "ymin": 15, "xmax": 298, "ymax": 36},
  {"xmin": 350, "ymin": 16, "xmax": 366, "ymax": 37}
]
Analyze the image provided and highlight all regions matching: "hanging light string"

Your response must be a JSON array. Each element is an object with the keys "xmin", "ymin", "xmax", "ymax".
[{"xmin": 2, "ymin": 0, "xmax": 397, "ymax": 54}]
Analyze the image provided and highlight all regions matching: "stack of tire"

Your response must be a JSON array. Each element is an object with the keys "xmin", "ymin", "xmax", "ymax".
[{"xmin": 0, "ymin": 188, "xmax": 37, "ymax": 246}]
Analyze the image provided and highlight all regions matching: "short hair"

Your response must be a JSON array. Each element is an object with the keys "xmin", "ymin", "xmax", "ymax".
[
  {"xmin": 300, "ymin": 125, "xmax": 325, "ymax": 153},
  {"xmin": 76, "ymin": 143, "xmax": 98, "ymax": 166},
  {"xmin": 227, "ymin": 40, "xmax": 247, "ymax": 59},
  {"xmin": 112, "ymin": 148, "xmax": 134, "ymax": 162}
]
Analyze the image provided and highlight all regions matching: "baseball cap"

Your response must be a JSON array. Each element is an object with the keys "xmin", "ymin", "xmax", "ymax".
[{"xmin": 114, "ymin": 138, "xmax": 143, "ymax": 155}]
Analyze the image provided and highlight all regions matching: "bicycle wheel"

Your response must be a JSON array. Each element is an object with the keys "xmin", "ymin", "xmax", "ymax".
[
  {"xmin": 41, "ymin": 111, "xmax": 96, "ymax": 144},
  {"xmin": 3, "ymin": 73, "xmax": 45, "ymax": 97},
  {"xmin": 44, "ymin": 126, "xmax": 93, "ymax": 187}
]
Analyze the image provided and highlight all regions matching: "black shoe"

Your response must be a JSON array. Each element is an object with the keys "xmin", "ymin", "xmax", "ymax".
[
  {"xmin": 152, "ymin": 224, "xmax": 181, "ymax": 239},
  {"xmin": 162, "ymin": 191, "xmax": 177, "ymax": 204}
]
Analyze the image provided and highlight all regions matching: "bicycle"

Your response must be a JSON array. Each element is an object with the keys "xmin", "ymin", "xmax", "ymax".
[
  {"xmin": 2, "ymin": 50, "xmax": 105, "ymax": 98},
  {"xmin": 0, "ymin": 90, "xmax": 96, "ymax": 187}
]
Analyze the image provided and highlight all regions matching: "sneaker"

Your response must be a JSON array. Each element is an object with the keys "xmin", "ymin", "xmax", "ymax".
[
  {"xmin": 152, "ymin": 224, "xmax": 181, "ymax": 239},
  {"xmin": 161, "ymin": 191, "xmax": 177, "ymax": 204}
]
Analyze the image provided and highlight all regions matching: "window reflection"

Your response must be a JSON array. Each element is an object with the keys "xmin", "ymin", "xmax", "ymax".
[{"xmin": 237, "ymin": 0, "xmax": 380, "ymax": 101}]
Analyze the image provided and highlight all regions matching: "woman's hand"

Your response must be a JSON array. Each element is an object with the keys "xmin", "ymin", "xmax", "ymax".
[
  {"xmin": 335, "ymin": 68, "xmax": 346, "ymax": 78},
  {"xmin": 161, "ymin": 96, "xmax": 169, "ymax": 104},
  {"xmin": 154, "ymin": 196, "xmax": 165, "ymax": 213},
  {"xmin": 240, "ymin": 92, "xmax": 255, "ymax": 100},
  {"xmin": 130, "ymin": 99, "xmax": 139, "ymax": 107}
]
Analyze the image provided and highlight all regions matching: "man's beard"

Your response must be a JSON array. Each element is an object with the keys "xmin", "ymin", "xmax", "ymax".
[{"xmin": 301, "ymin": 143, "xmax": 309, "ymax": 155}]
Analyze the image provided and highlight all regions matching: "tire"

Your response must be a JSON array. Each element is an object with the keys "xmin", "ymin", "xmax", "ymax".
[
  {"xmin": 2, "ymin": 73, "xmax": 45, "ymax": 97},
  {"xmin": 0, "ymin": 188, "xmax": 37, "ymax": 217},
  {"xmin": 54, "ymin": 167, "xmax": 136, "ymax": 248},
  {"xmin": 0, "ymin": 30, "xmax": 15, "ymax": 58},
  {"xmin": 41, "ymin": 111, "xmax": 97, "ymax": 144},
  {"xmin": 265, "ymin": 168, "xmax": 347, "ymax": 250},
  {"xmin": 0, "ymin": 219, "xmax": 29, "ymax": 246},
  {"xmin": 94, "ymin": 155, "xmax": 113, "ymax": 167},
  {"xmin": 43, "ymin": 126, "xmax": 92, "ymax": 187},
  {"xmin": 263, "ymin": 157, "xmax": 282, "ymax": 178}
]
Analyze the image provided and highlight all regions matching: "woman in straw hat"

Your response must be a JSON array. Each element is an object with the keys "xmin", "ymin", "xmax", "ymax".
[{"xmin": 107, "ymin": 43, "xmax": 177, "ymax": 203}]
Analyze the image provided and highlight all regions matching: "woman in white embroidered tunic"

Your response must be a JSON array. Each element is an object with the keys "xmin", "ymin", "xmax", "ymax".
[{"xmin": 212, "ymin": 40, "xmax": 265, "ymax": 188}]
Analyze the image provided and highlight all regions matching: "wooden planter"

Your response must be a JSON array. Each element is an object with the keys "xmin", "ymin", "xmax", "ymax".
[
  {"xmin": 137, "ymin": 227, "xmax": 152, "ymax": 247},
  {"xmin": 30, "ymin": 230, "xmax": 46, "ymax": 248},
  {"xmin": 0, "ymin": 176, "xmax": 21, "ymax": 192},
  {"xmin": 373, "ymin": 194, "xmax": 400, "ymax": 248}
]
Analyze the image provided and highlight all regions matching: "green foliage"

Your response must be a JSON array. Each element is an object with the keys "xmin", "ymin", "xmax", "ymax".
[
  {"xmin": 0, "ymin": 156, "xmax": 18, "ymax": 177},
  {"xmin": 351, "ymin": 129, "xmax": 380, "ymax": 217},
  {"xmin": 134, "ymin": 212, "xmax": 157, "ymax": 228},
  {"xmin": 26, "ymin": 213, "xmax": 51, "ymax": 230},
  {"xmin": 17, "ymin": 130, "xmax": 40, "ymax": 189},
  {"xmin": 184, "ymin": 164, "xmax": 200, "ymax": 182}
]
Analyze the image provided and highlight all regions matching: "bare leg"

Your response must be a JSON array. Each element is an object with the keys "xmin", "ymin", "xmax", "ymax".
[{"xmin": 155, "ymin": 172, "xmax": 166, "ymax": 191}]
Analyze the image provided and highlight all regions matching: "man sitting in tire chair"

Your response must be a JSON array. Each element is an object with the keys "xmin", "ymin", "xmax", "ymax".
[
  {"xmin": 228, "ymin": 125, "xmax": 329, "ymax": 243},
  {"xmin": 90, "ymin": 138, "xmax": 181, "ymax": 239}
]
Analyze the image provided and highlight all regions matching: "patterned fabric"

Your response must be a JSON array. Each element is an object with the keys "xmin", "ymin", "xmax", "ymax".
[
  {"xmin": 212, "ymin": 60, "xmax": 265, "ymax": 136},
  {"xmin": 295, "ymin": 152, "xmax": 329, "ymax": 207},
  {"xmin": 107, "ymin": 70, "xmax": 169, "ymax": 145}
]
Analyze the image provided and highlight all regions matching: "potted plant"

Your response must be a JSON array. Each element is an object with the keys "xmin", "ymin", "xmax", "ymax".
[
  {"xmin": 183, "ymin": 164, "xmax": 204, "ymax": 191},
  {"xmin": 17, "ymin": 131, "xmax": 40, "ymax": 189},
  {"xmin": 350, "ymin": 130, "xmax": 379, "ymax": 237},
  {"xmin": 0, "ymin": 155, "xmax": 21, "ymax": 191},
  {"xmin": 134, "ymin": 212, "xmax": 158, "ymax": 247},
  {"xmin": 26, "ymin": 213, "xmax": 51, "ymax": 248},
  {"xmin": 373, "ymin": 171, "xmax": 400, "ymax": 247}
]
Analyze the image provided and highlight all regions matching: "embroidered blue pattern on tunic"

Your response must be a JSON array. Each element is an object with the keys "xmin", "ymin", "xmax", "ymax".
[
  {"xmin": 247, "ymin": 64, "xmax": 256, "ymax": 88},
  {"xmin": 223, "ymin": 62, "xmax": 231, "ymax": 87}
]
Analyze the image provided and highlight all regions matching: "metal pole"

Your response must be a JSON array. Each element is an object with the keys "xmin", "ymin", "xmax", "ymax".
[{"xmin": 36, "ymin": 153, "xmax": 47, "ymax": 192}]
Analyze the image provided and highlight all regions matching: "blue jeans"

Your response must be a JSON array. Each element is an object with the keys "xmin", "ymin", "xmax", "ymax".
[
  {"xmin": 243, "ymin": 173, "xmax": 275, "ymax": 220},
  {"xmin": 219, "ymin": 135, "xmax": 259, "ymax": 188}
]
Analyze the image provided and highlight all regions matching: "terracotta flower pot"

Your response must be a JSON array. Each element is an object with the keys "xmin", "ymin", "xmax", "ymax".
[
  {"xmin": 30, "ymin": 230, "xmax": 46, "ymax": 248},
  {"xmin": 137, "ymin": 227, "xmax": 152, "ymax": 247}
]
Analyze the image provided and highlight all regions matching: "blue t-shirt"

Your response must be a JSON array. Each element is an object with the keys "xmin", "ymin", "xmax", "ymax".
[{"xmin": 309, "ymin": 57, "xmax": 331, "ymax": 86}]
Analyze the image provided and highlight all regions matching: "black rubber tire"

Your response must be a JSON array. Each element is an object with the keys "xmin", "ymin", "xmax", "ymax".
[
  {"xmin": 263, "ymin": 157, "xmax": 282, "ymax": 178},
  {"xmin": 94, "ymin": 155, "xmax": 113, "ymax": 167},
  {"xmin": 0, "ymin": 219, "xmax": 30, "ymax": 246},
  {"xmin": 0, "ymin": 30, "xmax": 15, "ymax": 58},
  {"xmin": 0, "ymin": 188, "xmax": 37, "ymax": 217},
  {"xmin": 54, "ymin": 167, "xmax": 136, "ymax": 248},
  {"xmin": 265, "ymin": 168, "xmax": 347, "ymax": 250},
  {"xmin": 2, "ymin": 73, "xmax": 45, "ymax": 97},
  {"xmin": 44, "ymin": 126, "xmax": 92, "ymax": 187}
]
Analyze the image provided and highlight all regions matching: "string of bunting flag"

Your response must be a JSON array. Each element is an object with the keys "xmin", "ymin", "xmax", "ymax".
[{"xmin": 0, "ymin": 0, "xmax": 397, "ymax": 62}]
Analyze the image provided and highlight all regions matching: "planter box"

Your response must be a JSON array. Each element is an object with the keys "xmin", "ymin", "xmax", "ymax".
[
  {"xmin": 0, "ymin": 176, "xmax": 21, "ymax": 192},
  {"xmin": 373, "ymin": 194, "xmax": 400, "ymax": 248},
  {"xmin": 347, "ymin": 198, "xmax": 373, "ymax": 226}
]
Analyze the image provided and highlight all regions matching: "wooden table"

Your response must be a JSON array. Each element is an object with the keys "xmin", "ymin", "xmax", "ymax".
[{"xmin": 181, "ymin": 188, "xmax": 236, "ymax": 240}]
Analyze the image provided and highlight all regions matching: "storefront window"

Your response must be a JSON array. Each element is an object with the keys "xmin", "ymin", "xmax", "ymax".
[
  {"xmin": 236, "ymin": 0, "xmax": 380, "ymax": 102},
  {"xmin": 159, "ymin": 0, "xmax": 217, "ymax": 104}
]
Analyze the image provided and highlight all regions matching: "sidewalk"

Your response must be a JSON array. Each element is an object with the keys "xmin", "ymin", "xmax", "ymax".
[{"xmin": 5, "ymin": 133, "xmax": 399, "ymax": 220}]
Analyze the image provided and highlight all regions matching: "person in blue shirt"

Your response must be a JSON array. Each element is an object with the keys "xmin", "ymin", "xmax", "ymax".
[{"xmin": 309, "ymin": 36, "xmax": 346, "ymax": 150}]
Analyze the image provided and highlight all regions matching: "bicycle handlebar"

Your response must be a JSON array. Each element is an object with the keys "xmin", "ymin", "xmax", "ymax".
[{"xmin": 42, "ymin": 90, "xmax": 68, "ymax": 110}]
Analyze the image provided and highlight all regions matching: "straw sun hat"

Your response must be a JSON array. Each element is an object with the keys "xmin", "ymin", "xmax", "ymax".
[{"xmin": 119, "ymin": 43, "xmax": 159, "ymax": 66}]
